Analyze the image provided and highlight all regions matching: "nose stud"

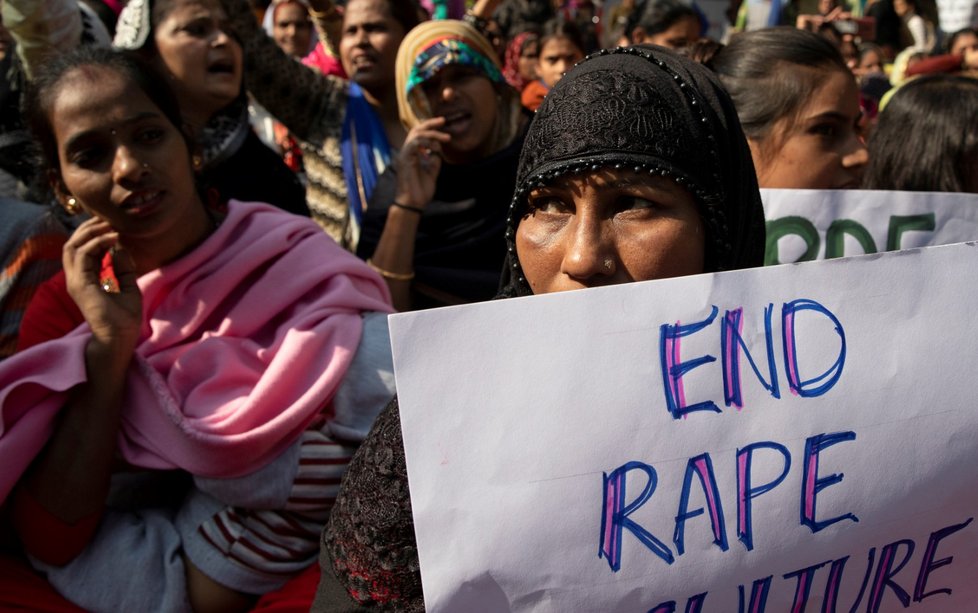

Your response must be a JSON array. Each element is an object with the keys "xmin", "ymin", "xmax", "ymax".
[{"xmin": 603, "ymin": 258, "xmax": 614, "ymax": 271}]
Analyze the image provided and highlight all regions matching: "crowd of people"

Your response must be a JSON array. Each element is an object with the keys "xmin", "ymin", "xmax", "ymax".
[{"xmin": 0, "ymin": 0, "xmax": 975, "ymax": 610}]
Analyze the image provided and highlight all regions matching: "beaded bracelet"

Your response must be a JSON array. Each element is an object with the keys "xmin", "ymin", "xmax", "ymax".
[{"xmin": 367, "ymin": 259, "xmax": 415, "ymax": 281}]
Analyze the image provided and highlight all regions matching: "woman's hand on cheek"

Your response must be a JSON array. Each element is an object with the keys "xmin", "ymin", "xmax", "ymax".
[
  {"xmin": 394, "ymin": 117, "xmax": 451, "ymax": 210},
  {"xmin": 63, "ymin": 218, "xmax": 143, "ymax": 351}
]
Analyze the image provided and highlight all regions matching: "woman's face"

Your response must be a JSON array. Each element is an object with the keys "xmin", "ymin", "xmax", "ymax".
[
  {"xmin": 272, "ymin": 2, "xmax": 313, "ymax": 58},
  {"xmin": 519, "ymin": 38, "xmax": 540, "ymax": 83},
  {"xmin": 421, "ymin": 65, "xmax": 499, "ymax": 164},
  {"xmin": 642, "ymin": 16, "xmax": 700, "ymax": 49},
  {"xmin": 751, "ymin": 69, "xmax": 868, "ymax": 189},
  {"xmin": 49, "ymin": 66, "xmax": 203, "ymax": 245},
  {"xmin": 516, "ymin": 169, "xmax": 704, "ymax": 294},
  {"xmin": 857, "ymin": 49, "xmax": 883, "ymax": 74},
  {"xmin": 950, "ymin": 31, "xmax": 978, "ymax": 57},
  {"xmin": 153, "ymin": 0, "xmax": 243, "ymax": 127},
  {"xmin": 339, "ymin": 0, "xmax": 405, "ymax": 96},
  {"xmin": 536, "ymin": 36, "xmax": 584, "ymax": 88}
]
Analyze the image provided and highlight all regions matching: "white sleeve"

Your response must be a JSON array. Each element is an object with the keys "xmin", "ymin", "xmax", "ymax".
[
  {"xmin": 2, "ymin": 0, "xmax": 82, "ymax": 78},
  {"xmin": 328, "ymin": 311, "xmax": 397, "ymax": 443}
]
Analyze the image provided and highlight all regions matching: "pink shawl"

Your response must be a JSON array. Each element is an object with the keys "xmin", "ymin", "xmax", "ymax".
[{"xmin": 0, "ymin": 201, "xmax": 392, "ymax": 502}]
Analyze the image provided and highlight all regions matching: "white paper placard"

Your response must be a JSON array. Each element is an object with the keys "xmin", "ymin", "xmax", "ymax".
[
  {"xmin": 763, "ymin": 189, "xmax": 978, "ymax": 264},
  {"xmin": 390, "ymin": 242, "xmax": 978, "ymax": 612}
]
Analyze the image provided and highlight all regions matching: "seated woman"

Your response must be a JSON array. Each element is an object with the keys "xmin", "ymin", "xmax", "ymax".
[
  {"xmin": 356, "ymin": 19, "xmax": 528, "ymax": 311},
  {"xmin": 0, "ymin": 46, "xmax": 394, "ymax": 611},
  {"xmin": 317, "ymin": 45, "xmax": 765, "ymax": 610},
  {"xmin": 863, "ymin": 74, "xmax": 978, "ymax": 192},
  {"xmin": 706, "ymin": 27, "xmax": 868, "ymax": 189}
]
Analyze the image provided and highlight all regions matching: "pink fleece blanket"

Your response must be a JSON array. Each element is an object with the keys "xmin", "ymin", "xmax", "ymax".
[{"xmin": 0, "ymin": 201, "xmax": 392, "ymax": 502}]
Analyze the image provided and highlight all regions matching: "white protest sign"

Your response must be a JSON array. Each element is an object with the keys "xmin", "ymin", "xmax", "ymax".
[
  {"xmin": 390, "ymin": 242, "xmax": 978, "ymax": 612},
  {"xmin": 763, "ymin": 189, "xmax": 978, "ymax": 264}
]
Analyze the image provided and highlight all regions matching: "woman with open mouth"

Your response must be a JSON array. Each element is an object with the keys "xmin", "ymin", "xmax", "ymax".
[
  {"xmin": 113, "ymin": 0, "xmax": 309, "ymax": 217},
  {"xmin": 356, "ymin": 19, "xmax": 529, "ymax": 311}
]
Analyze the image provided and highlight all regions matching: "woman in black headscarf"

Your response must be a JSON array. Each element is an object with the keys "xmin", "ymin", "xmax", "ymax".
[{"xmin": 315, "ymin": 46, "xmax": 766, "ymax": 611}]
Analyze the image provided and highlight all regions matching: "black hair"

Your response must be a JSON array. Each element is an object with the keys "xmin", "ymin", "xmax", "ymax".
[
  {"xmin": 945, "ymin": 26, "xmax": 978, "ymax": 54},
  {"xmin": 858, "ymin": 41, "xmax": 884, "ymax": 64},
  {"xmin": 24, "ymin": 46, "xmax": 189, "ymax": 184},
  {"xmin": 633, "ymin": 0, "xmax": 700, "ymax": 38},
  {"xmin": 863, "ymin": 74, "xmax": 978, "ymax": 192},
  {"xmin": 342, "ymin": 0, "xmax": 421, "ymax": 34},
  {"xmin": 538, "ymin": 17, "xmax": 586, "ymax": 55},
  {"xmin": 706, "ymin": 27, "xmax": 849, "ymax": 145}
]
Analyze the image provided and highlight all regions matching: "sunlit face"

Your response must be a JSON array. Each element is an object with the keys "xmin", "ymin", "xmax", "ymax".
[
  {"xmin": 751, "ymin": 69, "xmax": 868, "ymax": 189},
  {"xmin": 152, "ymin": 0, "xmax": 243, "ymax": 127},
  {"xmin": 272, "ymin": 1, "xmax": 313, "ymax": 58},
  {"xmin": 516, "ymin": 169, "xmax": 704, "ymax": 294},
  {"xmin": 950, "ymin": 31, "xmax": 978, "ymax": 57},
  {"xmin": 421, "ymin": 65, "xmax": 499, "ymax": 164},
  {"xmin": 641, "ymin": 16, "xmax": 700, "ymax": 49},
  {"xmin": 49, "ymin": 66, "xmax": 206, "ymax": 247},
  {"xmin": 339, "ymin": 0, "xmax": 405, "ymax": 96},
  {"xmin": 536, "ymin": 36, "xmax": 583, "ymax": 88}
]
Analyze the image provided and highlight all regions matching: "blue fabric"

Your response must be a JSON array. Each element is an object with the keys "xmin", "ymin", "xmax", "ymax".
[
  {"xmin": 766, "ymin": 0, "xmax": 783, "ymax": 26},
  {"xmin": 341, "ymin": 83, "xmax": 392, "ymax": 228}
]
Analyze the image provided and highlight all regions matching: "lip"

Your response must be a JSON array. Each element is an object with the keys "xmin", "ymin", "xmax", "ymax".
[
  {"xmin": 120, "ymin": 190, "xmax": 165, "ymax": 217},
  {"xmin": 206, "ymin": 55, "xmax": 240, "ymax": 78},
  {"xmin": 439, "ymin": 110, "xmax": 472, "ymax": 137},
  {"xmin": 349, "ymin": 53, "xmax": 377, "ymax": 72}
]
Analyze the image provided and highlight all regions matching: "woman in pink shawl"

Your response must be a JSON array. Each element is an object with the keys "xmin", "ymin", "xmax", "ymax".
[{"xmin": 0, "ymin": 47, "xmax": 394, "ymax": 611}]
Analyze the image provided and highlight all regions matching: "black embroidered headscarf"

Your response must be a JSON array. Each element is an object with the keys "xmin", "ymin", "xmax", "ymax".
[
  {"xmin": 498, "ymin": 45, "xmax": 766, "ymax": 298},
  {"xmin": 317, "ymin": 46, "xmax": 767, "ymax": 613}
]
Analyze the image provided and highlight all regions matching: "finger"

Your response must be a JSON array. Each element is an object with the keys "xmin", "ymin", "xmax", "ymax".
[
  {"xmin": 414, "ymin": 116, "xmax": 447, "ymax": 130},
  {"xmin": 67, "ymin": 232, "xmax": 120, "ymax": 280},
  {"xmin": 410, "ymin": 128, "xmax": 452, "ymax": 144},
  {"xmin": 111, "ymin": 246, "xmax": 139, "ymax": 294},
  {"xmin": 63, "ymin": 218, "xmax": 114, "ymax": 253}
]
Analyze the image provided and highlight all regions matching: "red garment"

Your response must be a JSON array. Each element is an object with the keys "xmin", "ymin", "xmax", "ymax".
[
  {"xmin": 521, "ymin": 79, "xmax": 550, "ymax": 112},
  {"xmin": 905, "ymin": 53, "xmax": 964, "ymax": 77},
  {"xmin": 251, "ymin": 564, "xmax": 321, "ymax": 612},
  {"xmin": 16, "ymin": 270, "xmax": 83, "ymax": 352},
  {"xmin": 0, "ymin": 554, "xmax": 85, "ymax": 612}
]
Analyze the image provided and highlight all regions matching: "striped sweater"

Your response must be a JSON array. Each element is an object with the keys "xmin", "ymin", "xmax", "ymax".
[{"xmin": 0, "ymin": 200, "xmax": 67, "ymax": 359}]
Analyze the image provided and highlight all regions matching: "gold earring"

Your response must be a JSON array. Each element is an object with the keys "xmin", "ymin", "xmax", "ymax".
[
  {"xmin": 64, "ymin": 197, "xmax": 80, "ymax": 215},
  {"xmin": 192, "ymin": 154, "xmax": 203, "ymax": 171}
]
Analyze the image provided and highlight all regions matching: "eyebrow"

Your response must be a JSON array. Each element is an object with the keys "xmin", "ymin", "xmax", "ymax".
[
  {"xmin": 63, "ymin": 111, "xmax": 163, "ymax": 152},
  {"xmin": 804, "ymin": 111, "xmax": 852, "ymax": 123}
]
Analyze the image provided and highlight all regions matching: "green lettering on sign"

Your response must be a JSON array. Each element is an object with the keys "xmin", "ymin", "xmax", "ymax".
[
  {"xmin": 825, "ymin": 219, "xmax": 877, "ymax": 259},
  {"xmin": 887, "ymin": 214, "xmax": 936, "ymax": 251},
  {"xmin": 765, "ymin": 217, "xmax": 820, "ymax": 265}
]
